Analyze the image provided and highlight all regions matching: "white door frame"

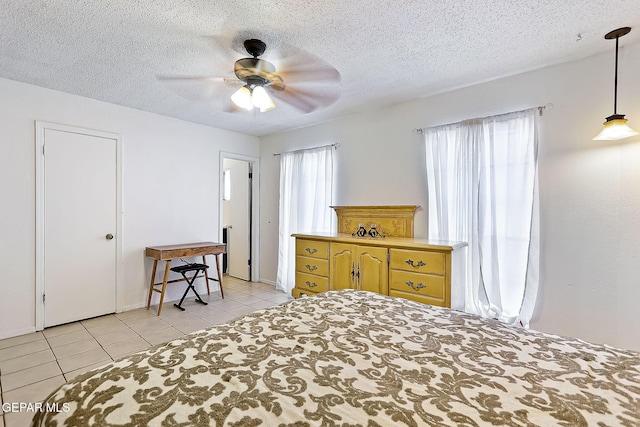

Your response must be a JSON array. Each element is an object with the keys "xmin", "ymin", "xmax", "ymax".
[
  {"xmin": 219, "ymin": 152, "xmax": 260, "ymax": 282},
  {"xmin": 35, "ymin": 121, "xmax": 123, "ymax": 330}
]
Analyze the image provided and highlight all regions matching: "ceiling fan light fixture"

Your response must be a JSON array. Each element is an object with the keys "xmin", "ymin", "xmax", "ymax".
[
  {"xmin": 593, "ymin": 26, "xmax": 638, "ymax": 141},
  {"xmin": 252, "ymin": 85, "xmax": 276, "ymax": 112},
  {"xmin": 593, "ymin": 114, "xmax": 640, "ymax": 140},
  {"xmin": 231, "ymin": 85, "xmax": 253, "ymax": 110}
]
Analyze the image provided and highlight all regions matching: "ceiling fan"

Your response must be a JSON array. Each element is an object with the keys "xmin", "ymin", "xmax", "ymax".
[
  {"xmin": 158, "ymin": 38, "xmax": 341, "ymax": 114},
  {"xmin": 230, "ymin": 39, "xmax": 285, "ymax": 112}
]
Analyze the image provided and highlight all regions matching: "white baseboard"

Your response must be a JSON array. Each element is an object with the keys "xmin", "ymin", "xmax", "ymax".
[
  {"xmin": 0, "ymin": 326, "xmax": 37, "ymax": 340},
  {"xmin": 258, "ymin": 278, "xmax": 276, "ymax": 286},
  {"xmin": 121, "ymin": 302, "xmax": 147, "ymax": 313}
]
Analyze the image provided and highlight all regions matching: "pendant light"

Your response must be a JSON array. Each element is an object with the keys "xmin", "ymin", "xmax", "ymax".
[{"xmin": 593, "ymin": 27, "xmax": 639, "ymax": 141}]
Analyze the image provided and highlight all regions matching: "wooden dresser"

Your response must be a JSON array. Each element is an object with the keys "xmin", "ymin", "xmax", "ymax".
[{"xmin": 292, "ymin": 206, "xmax": 466, "ymax": 308}]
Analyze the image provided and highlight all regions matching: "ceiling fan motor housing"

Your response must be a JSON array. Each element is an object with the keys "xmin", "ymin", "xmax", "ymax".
[{"xmin": 234, "ymin": 56, "xmax": 284, "ymax": 90}]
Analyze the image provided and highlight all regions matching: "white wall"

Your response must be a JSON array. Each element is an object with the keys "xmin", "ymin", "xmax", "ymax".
[
  {"xmin": 0, "ymin": 77, "xmax": 259, "ymax": 339},
  {"xmin": 259, "ymin": 41, "xmax": 640, "ymax": 351}
]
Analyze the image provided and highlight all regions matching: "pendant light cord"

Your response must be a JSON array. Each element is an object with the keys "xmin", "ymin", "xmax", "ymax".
[{"xmin": 614, "ymin": 35, "xmax": 619, "ymax": 115}]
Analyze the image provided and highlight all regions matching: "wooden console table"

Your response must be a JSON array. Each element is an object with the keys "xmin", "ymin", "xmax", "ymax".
[{"xmin": 145, "ymin": 242, "xmax": 225, "ymax": 315}]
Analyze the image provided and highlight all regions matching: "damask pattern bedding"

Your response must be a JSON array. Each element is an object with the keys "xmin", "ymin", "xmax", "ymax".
[{"xmin": 34, "ymin": 290, "xmax": 640, "ymax": 426}]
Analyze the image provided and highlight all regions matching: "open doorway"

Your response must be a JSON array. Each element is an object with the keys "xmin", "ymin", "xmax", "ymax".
[{"xmin": 220, "ymin": 153, "xmax": 259, "ymax": 282}]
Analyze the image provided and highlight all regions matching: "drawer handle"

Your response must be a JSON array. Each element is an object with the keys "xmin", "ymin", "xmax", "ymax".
[
  {"xmin": 305, "ymin": 280, "xmax": 318, "ymax": 288},
  {"xmin": 305, "ymin": 264, "xmax": 318, "ymax": 271},
  {"xmin": 406, "ymin": 259, "xmax": 426, "ymax": 269},
  {"xmin": 406, "ymin": 281, "xmax": 426, "ymax": 291},
  {"xmin": 305, "ymin": 247, "xmax": 318, "ymax": 254}
]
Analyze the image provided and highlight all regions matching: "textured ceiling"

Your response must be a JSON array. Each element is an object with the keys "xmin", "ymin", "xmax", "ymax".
[{"xmin": 2, "ymin": 1, "xmax": 640, "ymax": 136}]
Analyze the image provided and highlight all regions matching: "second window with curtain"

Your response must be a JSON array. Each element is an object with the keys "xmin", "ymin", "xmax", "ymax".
[{"xmin": 423, "ymin": 108, "xmax": 539, "ymax": 326}]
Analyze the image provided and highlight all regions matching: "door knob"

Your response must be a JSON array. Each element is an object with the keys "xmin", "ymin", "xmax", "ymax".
[{"xmin": 106, "ymin": 233, "xmax": 114, "ymax": 240}]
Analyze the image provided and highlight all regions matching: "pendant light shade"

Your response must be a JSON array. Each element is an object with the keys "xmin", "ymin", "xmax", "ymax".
[
  {"xmin": 231, "ymin": 86, "xmax": 253, "ymax": 110},
  {"xmin": 593, "ymin": 27, "xmax": 638, "ymax": 141},
  {"xmin": 252, "ymin": 86, "xmax": 276, "ymax": 112},
  {"xmin": 593, "ymin": 114, "xmax": 640, "ymax": 140}
]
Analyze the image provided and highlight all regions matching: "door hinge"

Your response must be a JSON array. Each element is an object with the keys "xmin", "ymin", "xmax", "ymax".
[
  {"xmin": 248, "ymin": 172, "xmax": 253, "ymax": 179},
  {"xmin": 42, "ymin": 145, "xmax": 46, "ymax": 156},
  {"xmin": 248, "ymin": 259, "xmax": 251, "ymax": 266},
  {"xmin": 43, "ymin": 293, "xmax": 46, "ymax": 303}
]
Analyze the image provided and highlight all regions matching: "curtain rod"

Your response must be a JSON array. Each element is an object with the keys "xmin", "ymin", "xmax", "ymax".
[
  {"xmin": 413, "ymin": 103, "xmax": 553, "ymax": 135},
  {"xmin": 273, "ymin": 142, "xmax": 340, "ymax": 156}
]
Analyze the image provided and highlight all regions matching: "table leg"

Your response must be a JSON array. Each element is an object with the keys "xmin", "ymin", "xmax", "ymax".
[
  {"xmin": 215, "ymin": 253, "xmax": 224, "ymax": 299},
  {"xmin": 203, "ymin": 255, "xmax": 211, "ymax": 295},
  {"xmin": 146, "ymin": 260, "xmax": 158, "ymax": 310},
  {"xmin": 157, "ymin": 260, "xmax": 172, "ymax": 316}
]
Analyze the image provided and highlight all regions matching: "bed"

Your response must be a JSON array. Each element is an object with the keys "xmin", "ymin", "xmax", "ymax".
[{"xmin": 33, "ymin": 290, "xmax": 640, "ymax": 426}]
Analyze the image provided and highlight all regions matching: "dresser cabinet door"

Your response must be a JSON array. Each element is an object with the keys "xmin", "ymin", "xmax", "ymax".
[
  {"xmin": 357, "ymin": 246, "xmax": 388, "ymax": 295},
  {"xmin": 330, "ymin": 243, "xmax": 388, "ymax": 294},
  {"xmin": 330, "ymin": 243, "xmax": 356, "ymax": 290}
]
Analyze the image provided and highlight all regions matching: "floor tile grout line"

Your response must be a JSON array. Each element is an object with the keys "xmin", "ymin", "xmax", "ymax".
[{"xmin": 43, "ymin": 322, "xmax": 91, "ymax": 389}]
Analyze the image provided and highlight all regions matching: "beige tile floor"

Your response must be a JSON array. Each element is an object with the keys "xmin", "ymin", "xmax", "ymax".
[{"xmin": 0, "ymin": 276, "xmax": 289, "ymax": 427}]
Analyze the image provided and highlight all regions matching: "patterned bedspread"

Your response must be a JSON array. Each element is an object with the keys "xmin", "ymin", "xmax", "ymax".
[{"xmin": 34, "ymin": 290, "xmax": 640, "ymax": 426}]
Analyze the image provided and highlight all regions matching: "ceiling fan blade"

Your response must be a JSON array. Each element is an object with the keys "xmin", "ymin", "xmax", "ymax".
[
  {"xmin": 274, "ymin": 47, "xmax": 340, "ymax": 77},
  {"xmin": 293, "ymin": 87, "xmax": 340, "ymax": 107},
  {"xmin": 277, "ymin": 68, "xmax": 341, "ymax": 84},
  {"xmin": 270, "ymin": 85, "xmax": 340, "ymax": 113},
  {"xmin": 156, "ymin": 75, "xmax": 240, "ymax": 86},
  {"xmin": 156, "ymin": 75, "xmax": 242, "ymax": 102},
  {"xmin": 269, "ymin": 89, "xmax": 316, "ymax": 113},
  {"xmin": 156, "ymin": 75, "xmax": 240, "ymax": 103}
]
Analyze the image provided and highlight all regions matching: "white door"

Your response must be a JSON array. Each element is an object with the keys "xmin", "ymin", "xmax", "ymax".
[
  {"xmin": 223, "ymin": 159, "xmax": 251, "ymax": 281},
  {"xmin": 42, "ymin": 127, "xmax": 117, "ymax": 327}
]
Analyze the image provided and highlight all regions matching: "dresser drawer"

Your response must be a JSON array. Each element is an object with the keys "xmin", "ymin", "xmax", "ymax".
[
  {"xmin": 295, "ymin": 272, "xmax": 329, "ymax": 292},
  {"xmin": 389, "ymin": 290, "xmax": 447, "ymax": 307},
  {"xmin": 292, "ymin": 288, "xmax": 320, "ymax": 299},
  {"xmin": 389, "ymin": 270, "xmax": 445, "ymax": 299},
  {"xmin": 296, "ymin": 239, "xmax": 329, "ymax": 259},
  {"xmin": 389, "ymin": 249, "xmax": 445, "ymax": 275},
  {"xmin": 296, "ymin": 256, "xmax": 329, "ymax": 277}
]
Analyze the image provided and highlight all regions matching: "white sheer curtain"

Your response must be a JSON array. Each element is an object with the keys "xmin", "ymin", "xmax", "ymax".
[
  {"xmin": 276, "ymin": 145, "xmax": 335, "ymax": 295},
  {"xmin": 424, "ymin": 108, "xmax": 539, "ymax": 326}
]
